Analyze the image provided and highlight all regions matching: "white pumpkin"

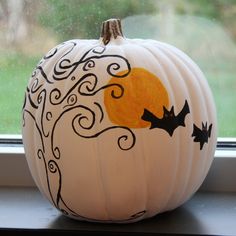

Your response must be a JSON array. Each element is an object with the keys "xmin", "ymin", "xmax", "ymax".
[{"xmin": 22, "ymin": 18, "xmax": 217, "ymax": 223}]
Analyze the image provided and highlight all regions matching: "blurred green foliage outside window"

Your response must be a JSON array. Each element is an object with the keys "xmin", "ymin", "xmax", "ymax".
[{"xmin": 0, "ymin": 0, "xmax": 235, "ymax": 136}]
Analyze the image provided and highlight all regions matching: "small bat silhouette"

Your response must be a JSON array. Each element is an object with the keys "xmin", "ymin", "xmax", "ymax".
[
  {"xmin": 141, "ymin": 100, "xmax": 190, "ymax": 136},
  {"xmin": 192, "ymin": 122, "xmax": 212, "ymax": 150}
]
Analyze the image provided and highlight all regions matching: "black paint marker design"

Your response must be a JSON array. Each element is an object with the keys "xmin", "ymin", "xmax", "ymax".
[
  {"xmin": 141, "ymin": 100, "xmax": 190, "ymax": 136},
  {"xmin": 192, "ymin": 122, "xmax": 212, "ymax": 150}
]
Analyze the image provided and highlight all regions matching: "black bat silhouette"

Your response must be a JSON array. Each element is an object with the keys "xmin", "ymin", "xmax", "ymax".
[
  {"xmin": 192, "ymin": 122, "xmax": 212, "ymax": 150},
  {"xmin": 141, "ymin": 100, "xmax": 190, "ymax": 136}
]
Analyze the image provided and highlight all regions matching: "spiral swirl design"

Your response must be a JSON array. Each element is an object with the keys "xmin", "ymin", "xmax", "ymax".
[{"xmin": 23, "ymin": 41, "xmax": 138, "ymax": 220}]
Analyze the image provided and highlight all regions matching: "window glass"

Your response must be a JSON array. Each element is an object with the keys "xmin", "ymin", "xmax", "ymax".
[{"xmin": 0, "ymin": 0, "xmax": 235, "ymax": 137}]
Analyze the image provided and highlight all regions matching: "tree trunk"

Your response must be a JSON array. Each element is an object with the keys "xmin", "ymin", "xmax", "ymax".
[{"xmin": 6, "ymin": 0, "xmax": 28, "ymax": 45}]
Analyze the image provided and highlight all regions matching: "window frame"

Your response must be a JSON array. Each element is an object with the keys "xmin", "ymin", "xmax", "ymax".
[
  {"xmin": 1, "ymin": 1, "xmax": 235, "ymax": 192},
  {"xmin": 0, "ymin": 135, "xmax": 236, "ymax": 191}
]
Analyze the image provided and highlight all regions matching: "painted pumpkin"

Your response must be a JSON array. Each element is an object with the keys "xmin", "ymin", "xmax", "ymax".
[{"xmin": 22, "ymin": 18, "xmax": 217, "ymax": 223}]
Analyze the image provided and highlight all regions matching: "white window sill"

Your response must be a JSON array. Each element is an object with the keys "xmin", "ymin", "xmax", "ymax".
[
  {"xmin": 0, "ymin": 136, "xmax": 236, "ymax": 192},
  {"xmin": 0, "ymin": 136, "xmax": 235, "ymax": 235}
]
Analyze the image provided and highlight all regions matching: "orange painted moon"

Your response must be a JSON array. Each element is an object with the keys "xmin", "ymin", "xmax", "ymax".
[{"xmin": 104, "ymin": 68, "xmax": 169, "ymax": 128}]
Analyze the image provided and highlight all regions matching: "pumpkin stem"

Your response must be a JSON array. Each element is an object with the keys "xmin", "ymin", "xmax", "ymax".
[{"xmin": 101, "ymin": 18, "xmax": 123, "ymax": 45}]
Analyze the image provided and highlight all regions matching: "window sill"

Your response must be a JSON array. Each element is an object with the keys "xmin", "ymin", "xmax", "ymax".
[
  {"xmin": 0, "ymin": 144, "xmax": 236, "ymax": 192},
  {"xmin": 0, "ymin": 137, "xmax": 236, "ymax": 235},
  {"xmin": 0, "ymin": 187, "xmax": 235, "ymax": 235}
]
